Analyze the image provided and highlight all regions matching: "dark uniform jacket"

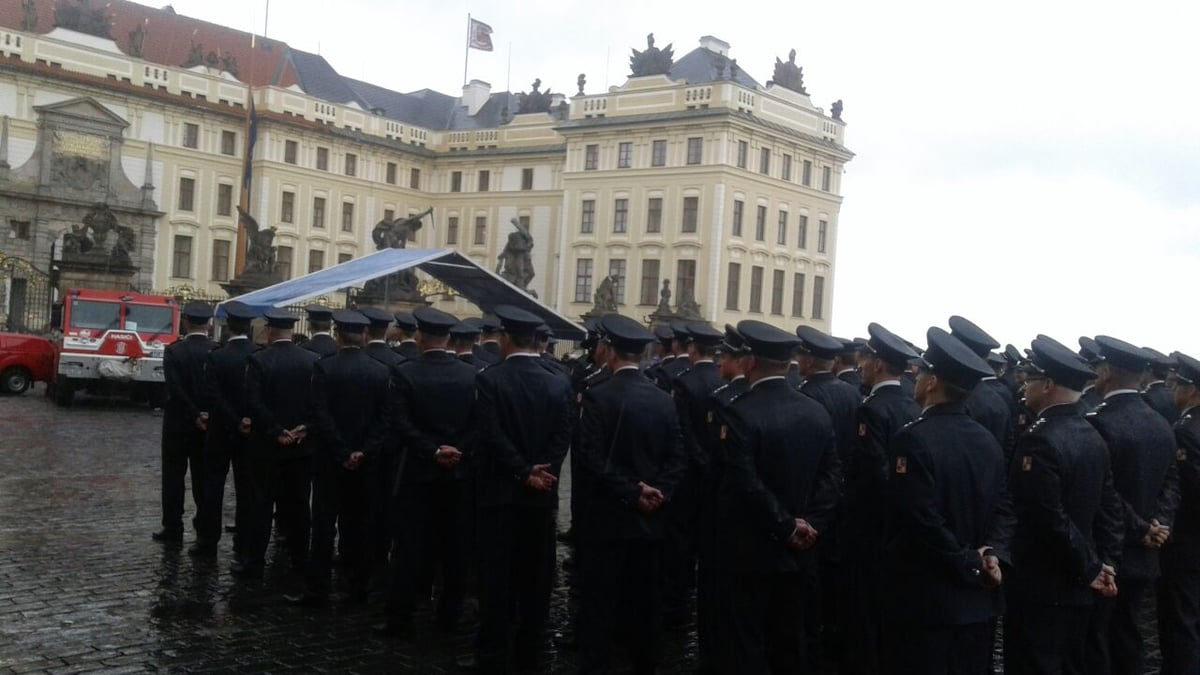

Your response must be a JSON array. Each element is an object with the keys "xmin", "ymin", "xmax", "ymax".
[
  {"xmin": 900, "ymin": 371, "xmax": 916, "ymax": 399},
  {"xmin": 393, "ymin": 340, "xmax": 420, "ymax": 362},
  {"xmin": 163, "ymin": 333, "xmax": 215, "ymax": 434},
  {"xmin": 838, "ymin": 369, "xmax": 863, "ymax": 392},
  {"xmin": 644, "ymin": 356, "xmax": 673, "ymax": 392},
  {"xmin": 884, "ymin": 401, "xmax": 1015, "ymax": 626},
  {"xmin": 673, "ymin": 361, "xmax": 725, "ymax": 471},
  {"xmin": 244, "ymin": 340, "xmax": 320, "ymax": 458},
  {"xmin": 302, "ymin": 333, "xmax": 338, "ymax": 358},
  {"xmin": 203, "ymin": 336, "xmax": 257, "ymax": 434},
  {"xmin": 392, "ymin": 350, "xmax": 479, "ymax": 484},
  {"xmin": 785, "ymin": 362, "xmax": 804, "ymax": 389},
  {"xmin": 1008, "ymin": 403, "xmax": 1124, "ymax": 607},
  {"xmin": 457, "ymin": 351, "xmax": 482, "ymax": 369},
  {"xmin": 578, "ymin": 368, "xmax": 687, "ymax": 541},
  {"xmin": 1078, "ymin": 386, "xmax": 1102, "ymax": 414},
  {"xmin": 654, "ymin": 355, "xmax": 691, "ymax": 392},
  {"xmin": 473, "ymin": 341, "xmax": 501, "ymax": 367},
  {"xmin": 800, "ymin": 371, "xmax": 863, "ymax": 468},
  {"xmin": 845, "ymin": 382, "xmax": 920, "ymax": 543},
  {"xmin": 965, "ymin": 379, "xmax": 1015, "ymax": 458},
  {"xmin": 1087, "ymin": 391, "xmax": 1180, "ymax": 580},
  {"xmin": 1166, "ymin": 406, "xmax": 1200, "ymax": 558},
  {"xmin": 364, "ymin": 340, "xmax": 406, "ymax": 376},
  {"xmin": 1143, "ymin": 381, "xmax": 1179, "ymax": 424},
  {"xmin": 474, "ymin": 354, "xmax": 574, "ymax": 508},
  {"xmin": 713, "ymin": 377, "xmax": 841, "ymax": 573},
  {"xmin": 309, "ymin": 347, "xmax": 392, "ymax": 464}
]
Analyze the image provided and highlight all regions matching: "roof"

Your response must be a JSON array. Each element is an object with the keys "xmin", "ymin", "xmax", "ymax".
[
  {"xmin": 290, "ymin": 50, "xmax": 366, "ymax": 106},
  {"xmin": 667, "ymin": 46, "xmax": 762, "ymax": 88},
  {"xmin": 222, "ymin": 248, "xmax": 586, "ymax": 339}
]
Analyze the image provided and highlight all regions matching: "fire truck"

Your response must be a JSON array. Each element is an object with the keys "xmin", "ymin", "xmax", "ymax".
[{"xmin": 48, "ymin": 288, "xmax": 181, "ymax": 406}]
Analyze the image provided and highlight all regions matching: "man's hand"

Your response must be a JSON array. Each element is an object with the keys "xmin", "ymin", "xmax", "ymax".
[
  {"xmin": 343, "ymin": 451, "xmax": 365, "ymax": 470},
  {"xmin": 636, "ymin": 482, "xmax": 665, "ymax": 513},
  {"xmin": 1142, "ymin": 520, "xmax": 1170, "ymax": 549},
  {"xmin": 1090, "ymin": 564, "xmax": 1118, "ymax": 597},
  {"xmin": 525, "ymin": 464, "xmax": 557, "ymax": 492},
  {"xmin": 276, "ymin": 431, "xmax": 294, "ymax": 446},
  {"xmin": 976, "ymin": 547, "xmax": 1002, "ymax": 587},
  {"xmin": 787, "ymin": 518, "xmax": 818, "ymax": 550},
  {"xmin": 195, "ymin": 412, "xmax": 209, "ymax": 431},
  {"xmin": 239, "ymin": 417, "xmax": 252, "ymax": 435},
  {"xmin": 435, "ymin": 445, "xmax": 463, "ymax": 468}
]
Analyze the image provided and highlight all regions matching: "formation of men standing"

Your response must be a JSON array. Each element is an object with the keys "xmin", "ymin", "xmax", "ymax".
[{"xmin": 156, "ymin": 298, "xmax": 1200, "ymax": 675}]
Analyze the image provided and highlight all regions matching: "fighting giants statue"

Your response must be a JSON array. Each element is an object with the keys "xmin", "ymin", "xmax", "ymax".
[
  {"xmin": 61, "ymin": 203, "xmax": 138, "ymax": 269},
  {"xmin": 362, "ymin": 208, "xmax": 432, "ymax": 301},
  {"xmin": 496, "ymin": 217, "xmax": 536, "ymax": 296},
  {"xmin": 237, "ymin": 206, "xmax": 277, "ymax": 275}
]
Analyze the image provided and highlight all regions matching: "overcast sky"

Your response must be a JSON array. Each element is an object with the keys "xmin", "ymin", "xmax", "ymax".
[{"xmin": 158, "ymin": 0, "xmax": 1200, "ymax": 353}]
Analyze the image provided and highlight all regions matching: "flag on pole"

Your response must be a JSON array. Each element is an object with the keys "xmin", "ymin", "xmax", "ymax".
[{"xmin": 468, "ymin": 18, "xmax": 493, "ymax": 51}]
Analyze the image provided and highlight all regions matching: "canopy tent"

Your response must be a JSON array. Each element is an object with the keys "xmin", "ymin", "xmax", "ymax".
[{"xmin": 221, "ymin": 248, "xmax": 586, "ymax": 340}]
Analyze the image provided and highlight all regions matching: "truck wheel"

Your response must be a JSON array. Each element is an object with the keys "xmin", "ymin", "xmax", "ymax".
[
  {"xmin": 1, "ymin": 367, "xmax": 31, "ymax": 394},
  {"xmin": 53, "ymin": 375, "xmax": 75, "ymax": 406}
]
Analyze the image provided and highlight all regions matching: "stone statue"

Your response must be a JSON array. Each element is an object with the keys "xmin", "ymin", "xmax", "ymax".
[
  {"xmin": 182, "ymin": 43, "xmax": 205, "ymax": 69},
  {"xmin": 497, "ymin": 217, "xmax": 535, "ymax": 293},
  {"xmin": 577, "ymin": 73, "xmax": 586, "ymax": 96},
  {"xmin": 21, "ymin": 0, "xmax": 37, "ymax": 31},
  {"xmin": 769, "ymin": 49, "xmax": 809, "ymax": 95},
  {"xmin": 62, "ymin": 204, "xmax": 138, "ymax": 268},
  {"xmin": 363, "ymin": 208, "xmax": 431, "ymax": 301},
  {"xmin": 593, "ymin": 275, "xmax": 618, "ymax": 312},
  {"xmin": 676, "ymin": 287, "xmax": 702, "ymax": 320},
  {"xmin": 831, "ymin": 99, "xmax": 843, "ymax": 121},
  {"xmin": 657, "ymin": 279, "xmax": 672, "ymax": 313},
  {"xmin": 237, "ymin": 206, "xmax": 277, "ymax": 275},
  {"xmin": 518, "ymin": 79, "xmax": 554, "ymax": 115},
  {"xmin": 715, "ymin": 58, "xmax": 726, "ymax": 81},
  {"xmin": 128, "ymin": 23, "xmax": 147, "ymax": 58},
  {"xmin": 729, "ymin": 59, "xmax": 739, "ymax": 78},
  {"xmin": 630, "ymin": 32, "xmax": 675, "ymax": 77},
  {"xmin": 371, "ymin": 208, "xmax": 430, "ymax": 251},
  {"xmin": 205, "ymin": 50, "xmax": 220, "ymax": 68},
  {"xmin": 55, "ymin": 0, "xmax": 111, "ymax": 38},
  {"xmin": 220, "ymin": 52, "xmax": 240, "ymax": 78}
]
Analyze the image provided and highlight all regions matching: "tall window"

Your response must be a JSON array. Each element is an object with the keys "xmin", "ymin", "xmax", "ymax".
[
  {"xmin": 450, "ymin": 171, "xmax": 462, "ymax": 192},
  {"xmin": 613, "ymin": 198, "xmax": 629, "ymax": 233},
  {"xmin": 171, "ymin": 235, "xmax": 192, "ymax": 277},
  {"xmin": 782, "ymin": 154, "xmax": 792, "ymax": 181},
  {"xmin": 473, "ymin": 216, "xmax": 487, "ymax": 245},
  {"xmin": 777, "ymin": 211, "xmax": 788, "ymax": 245},
  {"xmin": 521, "ymin": 167, "xmax": 534, "ymax": 190},
  {"xmin": 798, "ymin": 215, "xmax": 808, "ymax": 249},
  {"xmin": 385, "ymin": 162, "xmax": 397, "ymax": 185},
  {"xmin": 802, "ymin": 159, "xmax": 812, "ymax": 186},
  {"xmin": 759, "ymin": 147, "xmax": 771, "ymax": 174},
  {"xmin": 177, "ymin": 177, "xmax": 195, "ymax": 211},
  {"xmin": 617, "ymin": 142, "xmax": 632, "ymax": 168},
  {"xmin": 640, "ymin": 259, "xmax": 660, "ymax": 305},
  {"xmin": 211, "ymin": 240, "xmax": 231, "ymax": 282},
  {"xmin": 341, "ymin": 202, "xmax": 354, "ymax": 232},
  {"xmin": 281, "ymin": 190, "xmax": 295, "ymax": 223},
  {"xmin": 575, "ymin": 258, "xmax": 594, "ymax": 303},
  {"xmin": 312, "ymin": 197, "xmax": 326, "ymax": 228},
  {"xmin": 792, "ymin": 273, "xmax": 806, "ymax": 317},
  {"xmin": 217, "ymin": 184, "xmax": 233, "ymax": 216},
  {"xmin": 276, "ymin": 246, "xmax": 293, "ymax": 279},
  {"xmin": 284, "ymin": 140, "xmax": 298, "ymax": 164},
  {"xmin": 732, "ymin": 200, "xmax": 744, "ymax": 237},
  {"xmin": 651, "ymin": 140, "xmax": 667, "ymax": 167},
  {"xmin": 749, "ymin": 266, "xmax": 764, "ymax": 312},
  {"xmin": 646, "ymin": 198, "xmax": 663, "ymax": 234},
  {"xmin": 755, "ymin": 205, "xmax": 767, "ymax": 241},
  {"xmin": 478, "ymin": 170, "xmax": 490, "ymax": 192},
  {"xmin": 726, "ymin": 262, "xmax": 741, "ymax": 310},
  {"xmin": 818, "ymin": 219, "xmax": 828, "ymax": 253},
  {"xmin": 608, "ymin": 259, "xmax": 627, "ymax": 304},
  {"xmin": 384, "ymin": 209, "xmax": 395, "ymax": 222},
  {"xmin": 822, "ymin": 166, "xmax": 833, "ymax": 191},
  {"xmin": 736, "ymin": 140, "xmax": 748, "ymax": 169},
  {"xmin": 682, "ymin": 196, "xmax": 699, "ymax": 233},
  {"xmin": 446, "ymin": 216, "xmax": 459, "ymax": 245},
  {"xmin": 308, "ymin": 249, "xmax": 324, "ymax": 274},
  {"xmin": 409, "ymin": 168, "xmax": 421, "ymax": 189},
  {"xmin": 580, "ymin": 199, "xmax": 596, "ymax": 233},
  {"xmin": 344, "ymin": 153, "xmax": 357, "ymax": 177},
  {"xmin": 316, "ymin": 147, "xmax": 329, "ymax": 171},
  {"xmin": 812, "ymin": 276, "xmax": 826, "ymax": 320},
  {"xmin": 338, "ymin": 253, "xmax": 353, "ymax": 265},
  {"xmin": 584, "ymin": 144, "xmax": 599, "ymax": 170},
  {"xmin": 686, "ymin": 137, "xmax": 703, "ymax": 165},
  {"xmin": 676, "ymin": 260, "xmax": 696, "ymax": 306},
  {"xmin": 220, "ymin": 130, "xmax": 236, "ymax": 156},
  {"xmin": 771, "ymin": 269, "xmax": 785, "ymax": 315},
  {"xmin": 182, "ymin": 123, "xmax": 198, "ymax": 149}
]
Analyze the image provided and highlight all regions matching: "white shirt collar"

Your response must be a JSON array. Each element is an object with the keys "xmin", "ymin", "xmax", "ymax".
[
  {"xmin": 871, "ymin": 379, "xmax": 900, "ymax": 395},
  {"xmin": 750, "ymin": 375, "xmax": 786, "ymax": 390},
  {"xmin": 311, "ymin": 331, "xmax": 331, "ymax": 338},
  {"xmin": 981, "ymin": 375, "xmax": 998, "ymax": 381},
  {"xmin": 694, "ymin": 359, "xmax": 714, "ymax": 365},
  {"xmin": 1145, "ymin": 380, "xmax": 1165, "ymax": 388},
  {"xmin": 730, "ymin": 374, "xmax": 746, "ymax": 382},
  {"xmin": 506, "ymin": 352, "xmax": 538, "ymax": 360},
  {"xmin": 837, "ymin": 368, "xmax": 857, "ymax": 376},
  {"xmin": 1105, "ymin": 388, "xmax": 1140, "ymax": 399},
  {"xmin": 272, "ymin": 338, "xmax": 293, "ymax": 344},
  {"xmin": 368, "ymin": 339, "xmax": 388, "ymax": 345},
  {"xmin": 227, "ymin": 335, "xmax": 249, "ymax": 342},
  {"xmin": 185, "ymin": 331, "xmax": 208, "ymax": 338},
  {"xmin": 615, "ymin": 365, "xmax": 640, "ymax": 374}
]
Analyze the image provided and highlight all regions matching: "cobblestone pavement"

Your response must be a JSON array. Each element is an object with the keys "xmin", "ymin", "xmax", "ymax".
[{"xmin": 0, "ymin": 388, "xmax": 1163, "ymax": 674}]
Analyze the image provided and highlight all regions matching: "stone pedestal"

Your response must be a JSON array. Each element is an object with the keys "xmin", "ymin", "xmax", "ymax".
[
  {"xmin": 351, "ymin": 296, "xmax": 429, "ymax": 314},
  {"xmin": 648, "ymin": 302, "xmax": 703, "ymax": 328},
  {"xmin": 220, "ymin": 271, "xmax": 282, "ymax": 299},
  {"xmin": 54, "ymin": 260, "xmax": 137, "ymax": 293}
]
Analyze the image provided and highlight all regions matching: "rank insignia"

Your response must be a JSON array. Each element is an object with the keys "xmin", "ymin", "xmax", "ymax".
[
  {"xmin": 858, "ymin": 423, "xmax": 866, "ymax": 437},
  {"xmin": 895, "ymin": 457, "xmax": 907, "ymax": 474},
  {"xmin": 576, "ymin": 393, "xmax": 583, "ymax": 404},
  {"xmin": 720, "ymin": 425, "xmax": 728, "ymax": 440},
  {"xmin": 706, "ymin": 411, "xmax": 713, "ymax": 423},
  {"xmin": 1022, "ymin": 456, "xmax": 1033, "ymax": 472},
  {"xmin": 1179, "ymin": 447, "xmax": 1188, "ymax": 461}
]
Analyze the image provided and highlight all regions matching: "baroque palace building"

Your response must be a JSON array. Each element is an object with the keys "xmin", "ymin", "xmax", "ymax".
[{"xmin": 0, "ymin": 0, "xmax": 852, "ymax": 333}]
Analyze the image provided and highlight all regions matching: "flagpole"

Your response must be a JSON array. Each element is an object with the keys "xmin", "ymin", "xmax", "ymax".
[
  {"xmin": 506, "ymin": 42, "xmax": 512, "ymax": 93},
  {"xmin": 235, "ymin": 33, "xmax": 258, "ymax": 277},
  {"xmin": 463, "ymin": 13, "xmax": 471, "ymax": 87}
]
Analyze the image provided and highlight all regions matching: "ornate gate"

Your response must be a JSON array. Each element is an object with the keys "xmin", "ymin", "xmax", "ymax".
[{"xmin": 0, "ymin": 253, "xmax": 54, "ymax": 334}]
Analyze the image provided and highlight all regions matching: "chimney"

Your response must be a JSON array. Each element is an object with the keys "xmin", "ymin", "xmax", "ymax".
[
  {"xmin": 699, "ymin": 36, "xmax": 730, "ymax": 56},
  {"xmin": 462, "ymin": 79, "xmax": 491, "ymax": 116}
]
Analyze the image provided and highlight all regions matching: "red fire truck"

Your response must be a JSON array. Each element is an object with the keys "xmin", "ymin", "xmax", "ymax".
[{"xmin": 48, "ymin": 288, "xmax": 181, "ymax": 406}]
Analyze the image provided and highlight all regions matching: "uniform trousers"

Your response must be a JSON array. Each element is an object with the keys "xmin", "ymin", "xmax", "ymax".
[
  {"xmin": 1157, "ymin": 544, "xmax": 1200, "ymax": 675},
  {"xmin": 1084, "ymin": 577, "xmax": 1151, "ymax": 675},
  {"xmin": 306, "ymin": 457, "xmax": 372, "ymax": 595},
  {"xmin": 386, "ymin": 479, "xmax": 470, "ymax": 626},
  {"xmin": 710, "ymin": 568, "xmax": 808, "ymax": 675},
  {"xmin": 661, "ymin": 469, "xmax": 698, "ymax": 622},
  {"xmin": 371, "ymin": 452, "xmax": 394, "ymax": 564},
  {"xmin": 244, "ymin": 454, "xmax": 311, "ymax": 569},
  {"xmin": 161, "ymin": 430, "xmax": 206, "ymax": 534},
  {"xmin": 838, "ymin": 540, "xmax": 884, "ymax": 675},
  {"xmin": 882, "ymin": 619, "xmax": 994, "ymax": 675},
  {"xmin": 196, "ymin": 430, "xmax": 250, "ymax": 549},
  {"xmin": 1003, "ymin": 600, "xmax": 1090, "ymax": 675},
  {"xmin": 578, "ymin": 538, "xmax": 662, "ymax": 675}
]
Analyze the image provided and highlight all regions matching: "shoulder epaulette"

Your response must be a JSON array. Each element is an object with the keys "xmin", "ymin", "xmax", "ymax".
[
  {"xmin": 898, "ymin": 415, "xmax": 926, "ymax": 433},
  {"xmin": 729, "ymin": 389, "xmax": 752, "ymax": 405},
  {"xmin": 711, "ymin": 382, "xmax": 731, "ymax": 396},
  {"xmin": 1027, "ymin": 417, "xmax": 1047, "ymax": 434},
  {"xmin": 676, "ymin": 366, "xmax": 694, "ymax": 378}
]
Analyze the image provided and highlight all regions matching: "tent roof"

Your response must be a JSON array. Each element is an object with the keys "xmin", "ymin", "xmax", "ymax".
[{"xmin": 222, "ymin": 248, "xmax": 586, "ymax": 339}]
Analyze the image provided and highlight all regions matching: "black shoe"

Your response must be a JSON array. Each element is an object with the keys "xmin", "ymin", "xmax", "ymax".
[
  {"xmin": 455, "ymin": 655, "xmax": 480, "ymax": 671},
  {"xmin": 557, "ymin": 527, "xmax": 575, "ymax": 543},
  {"xmin": 284, "ymin": 591, "xmax": 329, "ymax": 608},
  {"xmin": 372, "ymin": 620, "xmax": 412, "ymax": 639},
  {"xmin": 187, "ymin": 542, "xmax": 217, "ymax": 557},
  {"xmin": 152, "ymin": 529, "xmax": 183, "ymax": 543},
  {"xmin": 224, "ymin": 524, "xmax": 237, "ymax": 533},
  {"xmin": 230, "ymin": 561, "xmax": 263, "ymax": 579},
  {"xmin": 552, "ymin": 630, "xmax": 578, "ymax": 650}
]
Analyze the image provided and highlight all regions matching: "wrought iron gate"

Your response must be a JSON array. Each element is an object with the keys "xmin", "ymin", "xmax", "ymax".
[{"xmin": 0, "ymin": 253, "xmax": 54, "ymax": 335}]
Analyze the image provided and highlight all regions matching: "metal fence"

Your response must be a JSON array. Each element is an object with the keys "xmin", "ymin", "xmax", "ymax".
[{"xmin": 0, "ymin": 254, "xmax": 54, "ymax": 335}]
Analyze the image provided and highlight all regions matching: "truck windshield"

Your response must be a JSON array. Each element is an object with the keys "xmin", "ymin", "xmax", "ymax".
[
  {"xmin": 124, "ymin": 304, "xmax": 175, "ymax": 335},
  {"xmin": 68, "ymin": 300, "xmax": 121, "ymax": 331}
]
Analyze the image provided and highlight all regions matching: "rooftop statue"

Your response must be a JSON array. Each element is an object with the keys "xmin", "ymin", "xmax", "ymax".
[
  {"xmin": 630, "ymin": 33, "xmax": 674, "ymax": 77},
  {"xmin": 769, "ymin": 48, "xmax": 809, "ymax": 95},
  {"xmin": 518, "ymin": 79, "xmax": 554, "ymax": 115}
]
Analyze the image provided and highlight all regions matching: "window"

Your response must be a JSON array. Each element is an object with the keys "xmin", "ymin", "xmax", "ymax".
[
  {"xmin": 617, "ymin": 142, "xmax": 632, "ymax": 168},
  {"xmin": 446, "ymin": 216, "xmax": 459, "ymax": 245},
  {"xmin": 822, "ymin": 166, "xmax": 833, "ymax": 191},
  {"xmin": 651, "ymin": 140, "xmax": 666, "ymax": 167},
  {"xmin": 316, "ymin": 147, "xmax": 329, "ymax": 171},
  {"xmin": 749, "ymin": 266, "xmax": 764, "ymax": 313},
  {"xmin": 584, "ymin": 144, "xmax": 599, "ymax": 170},
  {"xmin": 771, "ymin": 269, "xmax": 785, "ymax": 315},
  {"xmin": 755, "ymin": 205, "xmax": 767, "ymax": 241},
  {"xmin": 182, "ymin": 123, "xmax": 198, "ymax": 149},
  {"xmin": 217, "ymin": 184, "xmax": 233, "ymax": 216},
  {"xmin": 312, "ymin": 197, "xmax": 326, "ymax": 228},
  {"xmin": 473, "ymin": 216, "xmax": 487, "ymax": 245},
  {"xmin": 760, "ymin": 147, "xmax": 771, "ymax": 174},
  {"xmin": 686, "ymin": 137, "xmax": 703, "ymax": 165},
  {"xmin": 732, "ymin": 200, "xmax": 744, "ymax": 237},
  {"xmin": 384, "ymin": 209, "xmax": 395, "ymax": 222},
  {"xmin": 736, "ymin": 140, "xmax": 748, "ymax": 169},
  {"xmin": 818, "ymin": 219, "xmax": 828, "ymax": 253},
  {"xmin": 220, "ymin": 130, "xmax": 236, "ymax": 156},
  {"xmin": 478, "ymin": 170, "xmax": 490, "ymax": 192},
  {"xmin": 177, "ymin": 177, "xmax": 195, "ymax": 211},
  {"xmin": 521, "ymin": 168, "xmax": 534, "ymax": 190},
  {"xmin": 676, "ymin": 260, "xmax": 696, "ymax": 306},
  {"xmin": 385, "ymin": 162, "xmax": 397, "ymax": 185},
  {"xmin": 276, "ymin": 245, "xmax": 293, "ymax": 279},
  {"xmin": 409, "ymin": 168, "xmax": 421, "ymax": 189},
  {"xmin": 341, "ymin": 202, "xmax": 354, "ymax": 232},
  {"xmin": 211, "ymin": 240, "xmax": 231, "ymax": 282},
  {"xmin": 580, "ymin": 200, "xmax": 596, "ymax": 234},
  {"xmin": 280, "ymin": 190, "xmax": 295, "ymax": 223},
  {"xmin": 798, "ymin": 214, "xmax": 808, "ymax": 249},
  {"xmin": 792, "ymin": 273, "xmax": 806, "ymax": 317},
  {"xmin": 344, "ymin": 153, "xmax": 357, "ymax": 177},
  {"xmin": 575, "ymin": 258, "xmax": 593, "ymax": 303},
  {"xmin": 308, "ymin": 249, "xmax": 324, "ymax": 274},
  {"xmin": 450, "ymin": 171, "xmax": 462, "ymax": 192},
  {"xmin": 682, "ymin": 196, "xmax": 699, "ymax": 233},
  {"xmin": 613, "ymin": 198, "xmax": 629, "ymax": 233},
  {"xmin": 608, "ymin": 259, "xmax": 627, "ymax": 304},
  {"xmin": 726, "ymin": 262, "xmax": 741, "ymax": 310},
  {"xmin": 9, "ymin": 220, "xmax": 30, "ymax": 240},
  {"xmin": 782, "ymin": 154, "xmax": 792, "ymax": 181},
  {"xmin": 284, "ymin": 140, "xmax": 298, "ymax": 164},
  {"xmin": 777, "ymin": 211, "xmax": 788, "ymax": 245},
  {"xmin": 812, "ymin": 276, "xmax": 826, "ymax": 320},
  {"xmin": 640, "ymin": 259, "xmax": 660, "ymax": 305},
  {"xmin": 171, "ymin": 235, "xmax": 192, "ymax": 277},
  {"xmin": 338, "ymin": 252, "xmax": 353, "ymax": 265},
  {"xmin": 802, "ymin": 159, "xmax": 812, "ymax": 186},
  {"xmin": 646, "ymin": 197, "xmax": 663, "ymax": 234}
]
